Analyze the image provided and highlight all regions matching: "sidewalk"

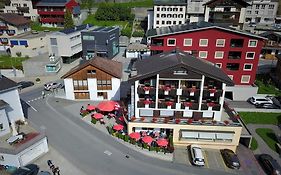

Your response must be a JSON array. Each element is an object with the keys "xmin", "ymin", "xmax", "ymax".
[{"xmin": 34, "ymin": 146, "xmax": 87, "ymax": 175}]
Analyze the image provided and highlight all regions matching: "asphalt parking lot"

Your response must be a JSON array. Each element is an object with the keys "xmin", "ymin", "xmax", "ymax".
[{"xmin": 173, "ymin": 145, "xmax": 264, "ymax": 175}]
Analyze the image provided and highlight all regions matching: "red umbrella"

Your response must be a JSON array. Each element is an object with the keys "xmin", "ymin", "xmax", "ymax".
[
  {"xmin": 113, "ymin": 124, "xmax": 124, "ymax": 131},
  {"xmin": 156, "ymin": 139, "xmax": 168, "ymax": 147},
  {"xmin": 87, "ymin": 105, "xmax": 96, "ymax": 111},
  {"xmin": 129, "ymin": 132, "xmax": 141, "ymax": 140},
  {"xmin": 92, "ymin": 113, "xmax": 103, "ymax": 120},
  {"xmin": 142, "ymin": 136, "xmax": 153, "ymax": 144},
  {"xmin": 97, "ymin": 101, "xmax": 119, "ymax": 112}
]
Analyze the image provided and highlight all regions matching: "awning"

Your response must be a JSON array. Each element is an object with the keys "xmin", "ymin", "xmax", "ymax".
[
  {"xmin": 216, "ymin": 133, "xmax": 234, "ymax": 140},
  {"xmin": 113, "ymin": 124, "xmax": 124, "ymax": 131},
  {"xmin": 142, "ymin": 136, "xmax": 154, "ymax": 144},
  {"xmin": 129, "ymin": 132, "xmax": 141, "ymax": 140},
  {"xmin": 181, "ymin": 131, "xmax": 198, "ymax": 138},
  {"xmin": 97, "ymin": 101, "xmax": 119, "ymax": 112},
  {"xmin": 91, "ymin": 113, "xmax": 103, "ymax": 120},
  {"xmin": 156, "ymin": 139, "xmax": 168, "ymax": 147}
]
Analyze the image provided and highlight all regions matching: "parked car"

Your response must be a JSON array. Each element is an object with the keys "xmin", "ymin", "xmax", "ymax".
[
  {"xmin": 220, "ymin": 149, "xmax": 240, "ymax": 169},
  {"xmin": 276, "ymin": 134, "xmax": 281, "ymax": 145},
  {"xmin": 44, "ymin": 82, "xmax": 63, "ymax": 91},
  {"xmin": 17, "ymin": 81, "xmax": 34, "ymax": 90},
  {"xmin": 190, "ymin": 144, "xmax": 205, "ymax": 166},
  {"xmin": 12, "ymin": 164, "xmax": 39, "ymax": 175},
  {"xmin": 258, "ymin": 154, "xmax": 281, "ymax": 175},
  {"xmin": 255, "ymin": 103, "xmax": 280, "ymax": 109},
  {"xmin": 248, "ymin": 96, "xmax": 273, "ymax": 105}
]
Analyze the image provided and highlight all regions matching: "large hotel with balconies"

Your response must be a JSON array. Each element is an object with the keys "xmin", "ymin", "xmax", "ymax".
[{"xmin": 127, "ymin": 50, "xmax": 244, "ymax": 151}]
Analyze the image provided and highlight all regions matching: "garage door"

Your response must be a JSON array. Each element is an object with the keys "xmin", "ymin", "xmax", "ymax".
[{"xmin": 19, "ymin": 142, "xmax": 45, "ymax": 166}]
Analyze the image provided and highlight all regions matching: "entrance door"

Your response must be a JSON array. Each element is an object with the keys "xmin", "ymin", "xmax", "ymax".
[{"xmin": 103, "ymin": 92, "xmax": 108, "ymax": 99}]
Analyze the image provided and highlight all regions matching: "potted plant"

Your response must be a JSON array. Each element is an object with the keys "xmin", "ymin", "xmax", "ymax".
[
  {"xmin": 152, "ymin": 117, "xmax": 157, "ymax": 123},
  {"xmin": 35, "ymin": 77, "xmax": 41, "ymax": 84},
  {"xmin": 188, "ymin": 119, "xmax": 193, "ymax": 124},
  {"xmin": 140, "ymin": 117, "xmax": 145, "ymax": 121},
  {"xmin": 224, "ymin": 120, "xmax": 230, "ymax": 125},
  {"xmin": 175, "ymin": 118, "xmax": 181, "ymax": 124},
  {"xmin": 131, "ymin": 116, "xmax": 136, "ymax": 121},
  {"xmin": 212, "ymin": 120, "xmax": 217, "ymax": 125},
  {"xmin": 164, "ymin": 118, "xmax": 169, "ymax": 123}
]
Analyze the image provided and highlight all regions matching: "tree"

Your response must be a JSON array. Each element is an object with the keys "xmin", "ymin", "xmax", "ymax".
[
  {"xmin": 64, "ymin": 9, "xmax": 74, "ymax": 29},
  {"xmin": 81, "ymin": 0, "xmax": 94, "ymax": 13}
]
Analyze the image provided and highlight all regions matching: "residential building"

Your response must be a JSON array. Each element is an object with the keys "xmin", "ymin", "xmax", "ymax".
[
  {"xmin": 62, "ymin": 57, "xmax": 122, "ymax": 100},
  {"xmin": 147, "ymin": 22, "xmax": 266, "ymax": 100},
  {"xmin": 259, "ymin": 31, "xmax": 281, "ymax": 59},
  {"xmin": 127, "ymin": 50, "xmax": 242, "ymax": 151},
  {"xmin": 125, "ymin": 43, "xmax": 150, "ymax": 59},
  {"xmin": 0, "ymin": 13, "xmax": 31, "ymax": 51},
  {"xmin": 3, "ymin": 0, "xmax": 38, "ymax": 21},
  {"xmin": 47, "ymin": 24, "xmax": 94, "ymax": 64},
  {"xmin": 148, "ymin": 0, "xmax": 187, "ymax": 29},
  {"xmin": 243, "ymin": 0, "xmax": 279, "ymax": 32},
  {"xmin": 204, "ymin": 0, "xmax": 249, "ymax": 29},
  {"xmin": 271, "ymin": 54, "xmax": 281, "ymax": 88},
  {"xmin": 36, "ymin": 0, "xmax": 80, "ymax": 27},
  {"xmin": 186, "ymin": 0, "xmax": 209, "ymax": 23},
  {"xmin": 0, "ymin": 75, "xmax": 49, "ymax": 167},
  {"xmin": 9, "ymin": 30, "xmax": 48, "ymax": 57},
  {"xmin": 81, "ymin": 26, "xmax": 119, "ymax": 59}
]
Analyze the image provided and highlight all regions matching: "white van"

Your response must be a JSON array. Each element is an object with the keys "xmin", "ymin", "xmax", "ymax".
[
  {"xmin": 248, "ymin": 96, "xmax": 273, "ymax": 105},
  {"xmin": 190, "ymin": 145, "xmax": 205, "ymax": 166}
]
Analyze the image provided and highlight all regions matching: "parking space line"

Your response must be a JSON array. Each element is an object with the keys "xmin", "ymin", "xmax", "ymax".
[
  {"xmin": 218, "ymin": 153, "xmax": 229, "ymax": 172},
  {"xmin": 203, "ymin": 151, "xmax": 209, "ymax": 168}
]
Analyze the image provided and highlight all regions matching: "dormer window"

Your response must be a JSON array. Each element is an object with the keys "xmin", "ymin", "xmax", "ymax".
[
  {"xmin": 173, "ymin": 70, "xmax": 187, "ymax": 75},
  {"xmin": 87, "ymin": 70, "xmax": 96, "ymax": 74}
]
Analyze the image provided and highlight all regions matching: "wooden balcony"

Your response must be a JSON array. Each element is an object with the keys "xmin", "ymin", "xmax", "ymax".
[{"xmin": 137, "ymin": 86, "xmax": 156, "ymax": 95}]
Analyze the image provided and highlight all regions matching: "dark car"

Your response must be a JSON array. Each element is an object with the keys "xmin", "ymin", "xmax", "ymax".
[
  {"xmin": 17, "ymin": 81, "xmax": 34, "ymax": 90},
  {"xmin": 220, "ymin": 149, "xmax": 240, "ymax": 169},
  {"xmin": 12, "ymin": 164, "xmax": 39, "ymax": 175},
  {"xmin": 255, "ymin": 103, "xmax": 280, "ymax": 109},
  {"xmin": 259, "ymin": 154, "xmax": 281, "ymax": 175}
]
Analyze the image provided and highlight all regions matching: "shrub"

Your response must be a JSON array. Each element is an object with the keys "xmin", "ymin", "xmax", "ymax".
[
  {"xmin": 121, "ymin": 27, "xmax": 131, "ymax": 37},
  {"xmin": 91, "ymin": 118, "xmax": 97, "ymax": 124},
  {"xmin": 16, "ymin": 52, "xmax": 22, "ymax": 57},
  {"xmin": 156, "ymin": 147, "xmax": 160, "ymax": 152},
  {"xmin": 124, "ymin": 135, "xmax": 129, "ymax": 142},
  {"xmin": 132, "ymin": 31, "xmax": 145, "ymax": 37},
  {"xmin": 35, "ymin": 78, "xmax": 40, "ymax": 82}
]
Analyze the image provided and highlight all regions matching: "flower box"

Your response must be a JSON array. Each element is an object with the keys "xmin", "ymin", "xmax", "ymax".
[
  {"xmin": 184, "ymin": 102, "xmax": 193, "ymax": 107},
  {"xmin": 165, "ymin": 101, "xmax": 174, "ymax": 106}
]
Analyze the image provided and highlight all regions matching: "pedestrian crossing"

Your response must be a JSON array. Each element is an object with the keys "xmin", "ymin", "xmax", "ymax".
[{"xmin": 27, "ymin": 93, "xmax": 52, "ymax": 103}]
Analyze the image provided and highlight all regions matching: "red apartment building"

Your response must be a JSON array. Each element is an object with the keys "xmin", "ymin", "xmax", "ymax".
[
  {"xmin": 147, "ymin": 22, "xmax": 266, "ymax": 100},
  {"xmin": 36, "ymin": 0, "xmax": 80, "ymax": 27}
]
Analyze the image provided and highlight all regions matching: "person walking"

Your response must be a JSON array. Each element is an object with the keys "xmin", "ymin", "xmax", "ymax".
[{"xmin": 41, "ymin": 90, "xmax": 46, "ymax": 99}]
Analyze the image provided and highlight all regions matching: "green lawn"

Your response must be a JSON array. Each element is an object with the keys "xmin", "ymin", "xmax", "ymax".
[
  {"xmin": 256, "ymin": 128, "xmax": 278, "ymax": 152},
  {"xmin": 0, "ymin": 55, "xmax": 29, "ymax": 70},
  {"xmin": 250, "ymin": 137, "xmax": 258, "ymax": 150},
  {"xmin": 83, "ymin": 14, "xmax": 128, "ymax": 28},
  {"xmin": 81, "ymin": 0, "xmax": 153, "ymax": 8},
  {"xmin": 240, "ymin": 112, "xmax": 281, "ymax": 125},
  {"xmin": 31, "ymin": 22, "xmax": 62, "ymax": 32},
  {"xmin": 256, "ymin": 79, "xmax": 281, "ymax": 96}
]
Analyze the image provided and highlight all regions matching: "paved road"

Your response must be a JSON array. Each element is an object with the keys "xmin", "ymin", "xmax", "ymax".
[
  {"xmin": 20, "ymin": 89, "xmax": 237, "ymax": 175},
  {"xmin": 247, "ymin": 124, "xmax": 281, "ymax": 165}
]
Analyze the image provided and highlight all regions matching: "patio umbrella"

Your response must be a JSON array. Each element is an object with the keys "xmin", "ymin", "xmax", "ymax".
[
  {"xmin": 87, "ymin": 105, "xmax": 96, "ymax": 111},
  {"xmin": 129, "ymin": 132, "xmax": 141, "ymax": 140},
  {"xmin": 142, "ymin": 136, "xmax": 153, "ymax": 144},
  {"xmin": 97, "ymin": 101, "xmax": 119, "ymax": 112},
  {"xmin": 113, "ymin": 124, "xmax": 124, "ymax": 131},
  {"xmin": 156, "ymin": 139, "xmax": 168, "ymax": 147},
  {"xmin": 92, "ymin": 113, "xmax": 103, "ymax": 120}
]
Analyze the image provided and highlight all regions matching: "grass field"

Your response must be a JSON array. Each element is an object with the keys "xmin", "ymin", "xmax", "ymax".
[
  {"xmin": 239, "ymin": 112, "xmax": 281, "ymax": 125},
  {"xmin": 81, "ymin": 0, "xmax": 153, "ymax": 8},
  {"xmin": 256, "ymin": 79, "xmax": 281, "ymax": 96},
  {"xmin": 250, "ymin": 137, "xmax": 258, "ymax": 150},
  {"xmin": 256, "ymin": 128, "xmax": 278, "ymax": 152},
  {"xmin": 0, "ymin": 55, "xmax": 29, "ymax": 69},
  {"xmin": 31, "ymin": 22, "xmax": 62, "ymax": 32},
  {"xmin": 83, "ymin": 14, "xmax": 128, "ymax": 28}
]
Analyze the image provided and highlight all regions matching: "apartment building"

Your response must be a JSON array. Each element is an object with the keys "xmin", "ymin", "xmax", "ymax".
[
  {"xmin": 127, "ymin": 50, "xmax": 242, "ymax": 151},
  {"xmin": 62, "ymin": 57, "xmax": 122, "ymax": 100},
  {"xmin": 204, "ymin": 0, "xmax": 249, "ymax": 29},
  {"xmin": 81, "ymin": 26, "xmax": 119, "ymax": 59},
  {"xmin": 186, "ymin": 0, "xmax": 209, "ymax": 23},
  {"xmin": 36, "ymin": 0, "xmax": 80, "ymax": 27},
  {"xmin": 147, "ymin": 22, "xmax": 266, "ymax": 100},
  {"xmin": 47, "ymin": 24, "xmax": 94, "ymax": 63},
  {"xmin": 3, "ymin": 0, "xmax": 38, "ymax": 21},
  {"xmin": 148, "ymin": 0, "xmax": 187, "ymax": 29},
  {"xmin": 0, "ymin": 13, "xmax": 31, "ymax": 52}
]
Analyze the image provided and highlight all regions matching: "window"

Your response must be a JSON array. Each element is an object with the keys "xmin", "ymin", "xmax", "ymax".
[
  {"xmin": 50, "ymin": 38, "xmax": 57, "ymax": 45},
  {"xmin": 246, "ymin": 52, "xmax": 255, "ymax": 59},
  {"xmin": 178, "ymin": 14, "xmax": 183, "ymax": 18},
  {"xmin": 244, "ymin": 64, "xmax": 253, "ymax": 71},
  {"xmin": 173, "ymin": 8, "xmax": 178, "ymax": 11},
  {"xmin": 248, "ymin": 40, "xmax": 257, "ymax": 47},
  {"xmin": 82, "ymin": 35, "xmax": 95, "ymax": 40},
  {"xmin": 241, "ymin": 75, "xmax": 251, "ymax": 83},
  {"xmin": 246, "ymin": 10, "xmax": 251, "ymax": 14},
  {"xmin": 255, "ymin": 5, "xmax": 260, "ymax": 9},
  {"xmin": 87, "ymin": 70, "xmax": 96, "ymax": 74},
  {"xmin": 180, "ymin": 7, "xmax": 183, "ymax": 11},
  {"xmin": 19, "ymin": 40, "xmax": 28, "ymax": 46},
  {"xmin": 226, "ymin": 63, "xmax": 240, "ymax": 71},
  {"xmin": 157, "ymin": 7, "xmax": 160, "ymax": 11},
  {"xmin": 167, "ymin": 38, "xmax": 176, "ymax": 46},
  {"xmin": 156, "ymin": 14, "xmax": 160, "ymax": 17},
  {"xmin": 215, "ymin": 51, "xmax": 224, "ymax": 59},
  {"xmin": 173, "ymin": 21, "xmax": 176, "ymax": 24},
  {"xmin": 174, "ymin": 70, "xmax": 188, "ymax": 75},
  {"xmin": 161, "ymin": 14, "xmax": 166, "ymax": 18},
  {"xmin": 199, "ymin": 39, "xmax": 208, "ymax": 47},
  {"xmin": 255, "ymin": 11, "xmax": 258, "ymax": 14},
  {"xmin": 230, "ymin": 39, "xmax": 244, "ymax": 47},
  {"xmin": 228, "ymin": 51, "xmax": 241, "ymax": 59},
  {"xmin": 168, "ymin": 8, "xmax": 172, "ymax": 11},
  {"xmin": 216, "ymin": 39, "xmax": 225, "ymax": 47},
  {"xmin": 156, "ymin": 21, "xmax": 159, "ymax": 24},
  {"xmin": 161, "ymin": 7, "xmax": 166, "ymax": 11},
  {"xmin": 199, "ymin": 51, "xmax": 208, "ymax": 58},
  {"xmin": 179, "ymin": 21, "xmax": 182, "ymax": 24},
  {"xmin": 183, "ymin": 38, "xmax": 192, "ymax": 46},
  {"xmin": 215, "ymin": 63, "xmax": 222, "ymax": 68},
  {"xmin": 73, "ymin": 79, "xmax": 88, "ymax": 90},
  {"xmin": 166, "ymin": 21, "xmax": 171, "ymax": 24},
  {"xmin": 261, "ymin": 5, "xmax": 265, "ymax": 9},
  {"xmin": 10, "ymin": 40, "xmax": 19, "ymax": 45},
  {"xmin": 162, "ymin": 21, "xmax": 165, "ymax": 24},
  {"xmin": 269, "ymin": 4, "xmax": 274, "ymax": 9},
  {"xmin": 97, "ymin": 79, "xmax": 112, "ymax": 88}
]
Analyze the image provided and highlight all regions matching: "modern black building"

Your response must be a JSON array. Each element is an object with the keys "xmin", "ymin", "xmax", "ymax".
[{"xmin": 81, "ymin": 26, "xmax": 119, "ymax": 59}]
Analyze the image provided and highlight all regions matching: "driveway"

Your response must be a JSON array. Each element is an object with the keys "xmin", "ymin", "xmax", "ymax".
[{"xmin": 226, "ymin": 100, "xmax": 281, "ymax": 113}]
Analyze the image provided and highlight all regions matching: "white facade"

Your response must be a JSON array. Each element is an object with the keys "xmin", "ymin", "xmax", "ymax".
[
  {"xmin": 153, "ymin": 5, "xmax": 186, "ymax": 28},
  {"xmin": 125, "ymin": 50, "xmax": 151, "ymax": 58},
  {"xmin": 64, "ymin": 77, "xmax": 121, "ymax": 101},
  {"xmin": 226, "ymin": 85, "xmax": 258, "ymax": 101},
  {"xmin": 3, "ymin": 0, "xmax": 38, "ymax": 21},
  {"xmin": 0, "ymin": 137, "xmax": 49, "ymax": 167},
  {"xmin": 244, "ymin": 0, "xmax": 279, "ymax": 24},
  {"xmin": 186, "ymin": 0, "xmax": 208, "ymax": 23},
  {"xmin": 0, "ymin": 108, "xmax": 10, "ymax": 137}
]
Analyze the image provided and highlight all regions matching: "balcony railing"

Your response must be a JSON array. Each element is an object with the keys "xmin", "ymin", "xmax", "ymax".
[
  {"xmin": 158, "ymin": 101, "xmax": 176, "ymax": 109},
  {"xmin": 40, "ymin": 17, "xmax": 64, "ymax": 23},
  {"xmin": 38, "ymin": 10, "xmax": 65, "ymax": 15},
  {"xmin": 137, "ymin": 101, "xmax": 155, "ymax": 108},
  {"xmin": 137, "ymin": 86, "xmax": 156, "ymax": 95}
]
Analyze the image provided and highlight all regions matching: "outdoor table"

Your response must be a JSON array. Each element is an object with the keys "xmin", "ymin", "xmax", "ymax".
[{"xmin": 7, "ymin": 135, "xmax": 23, "ymax": 144}]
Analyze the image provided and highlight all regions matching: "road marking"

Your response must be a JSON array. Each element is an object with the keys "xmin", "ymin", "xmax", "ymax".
[
  {"xmin": 104, "ymin": 150, "xmax": 112, "ymax": 156},
  {"xmin": 25, "ymin": 101, "xmax": 38, "ymax": 112},
  {"xmin": 204, "ymin": 151, "xmax": 209, "ymax": 168},
  {"xmin": 219, "ymin": 153, "xmax": 229, "ymax": 172}
]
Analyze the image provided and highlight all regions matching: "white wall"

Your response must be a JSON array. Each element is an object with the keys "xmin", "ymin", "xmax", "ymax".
[
  {"xmin": 0, "ymin": 89, "xmax": 24, "ymax": 122},
  {"xmin": 109, "ymin": 78, "xmax": 120, "ymax": 100},
  {"xmin": 0, "ymin": 109, "xmax": 10, "ymax": 137},
  {"xmin": 88, "ymin": 78, "xmax": 97, "ymax": 100},
  {"xmin": 0, "ymin": 137, "xmax": 48, "ymax": 167},
  {"xmin": 226, "ymin": 85, "xmax": 258, "ymax": 101},
  {"xmin": 64, "ymin": 78, "xmax": 75, "ymax": 100},
  {"xmin": 125, "ymin": 51, "xmax": 151, "ymax": 58}
]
